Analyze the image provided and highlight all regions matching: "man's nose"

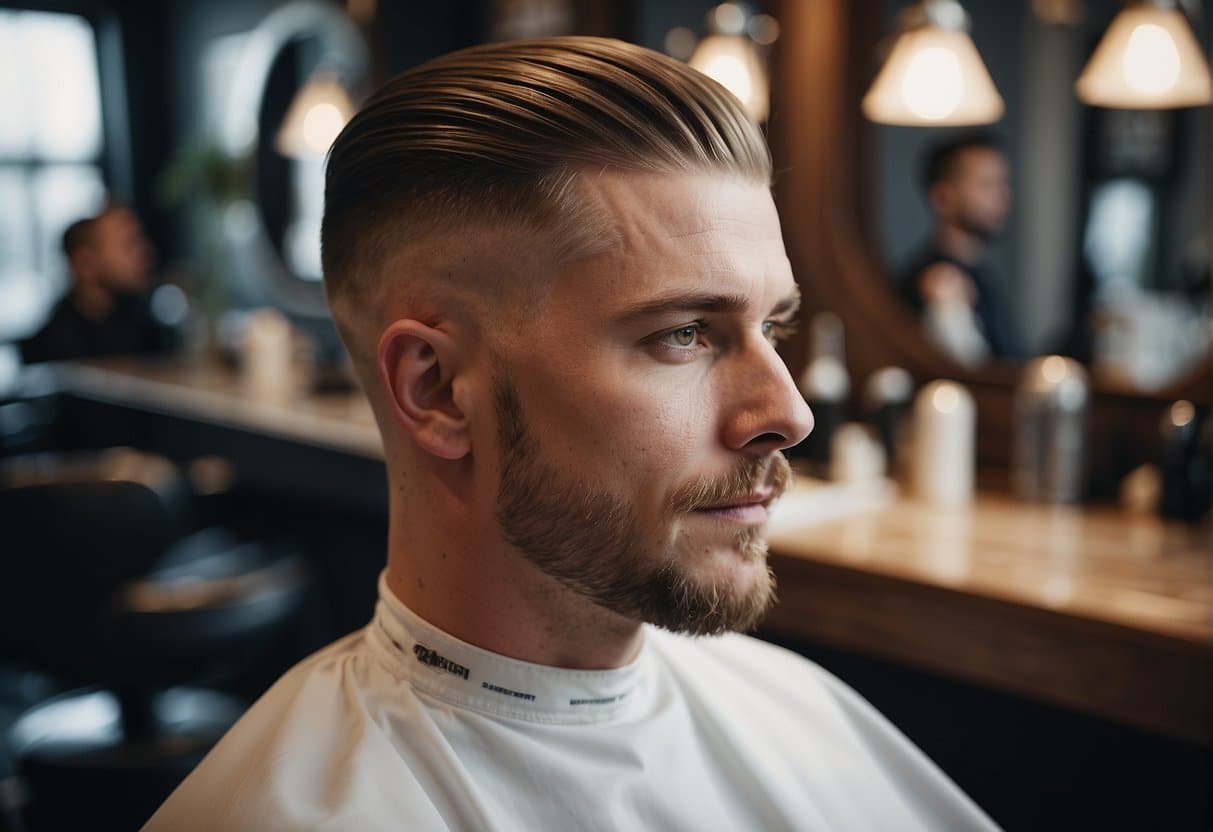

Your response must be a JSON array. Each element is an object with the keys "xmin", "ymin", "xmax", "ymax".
[{"xmin": 721, "ymin": 340, "xmax": 815, "ymax": 454}]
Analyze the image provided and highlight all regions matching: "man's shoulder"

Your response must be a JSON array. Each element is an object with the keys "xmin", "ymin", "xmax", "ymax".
[
  {"xmin": 645, "ymin": 629, "xmax": 999, "ymax": 828},
  {"xmin": 144, "ymin": 629, "xmax": 447, "ymax": 831},
  {"xmin": 19, "ymin": 297, "xmax": 83, "ymax": 363},
  {"xmin": 647, "ymin": 627, "xmax": 920, "ymax": 744}
]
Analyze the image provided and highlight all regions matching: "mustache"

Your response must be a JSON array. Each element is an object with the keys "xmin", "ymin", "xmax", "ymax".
[{"xmin": 669, "ymin": 454, "xmax": 793, "ymax": 514}]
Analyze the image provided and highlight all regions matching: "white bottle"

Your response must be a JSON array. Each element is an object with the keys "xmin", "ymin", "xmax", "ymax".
[{"xmin": 910, "ymin": 380, "xmax": 975, "ymax": 506}]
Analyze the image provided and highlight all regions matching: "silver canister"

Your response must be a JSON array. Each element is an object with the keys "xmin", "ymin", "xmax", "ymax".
[{"xmin": 1013, "ymin": 356, "xmax": 1090, "ymax": 503}]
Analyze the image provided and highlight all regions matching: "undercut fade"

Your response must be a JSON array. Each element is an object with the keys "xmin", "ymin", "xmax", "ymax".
[{"xmin": 321, "ymin": 36, "xmax": 771, "ymax": 339}]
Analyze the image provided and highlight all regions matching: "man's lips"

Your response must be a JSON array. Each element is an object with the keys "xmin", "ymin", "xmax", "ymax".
[{"xmin": 692, "ymin": 492, "xmax": 775, "ymax": 524}]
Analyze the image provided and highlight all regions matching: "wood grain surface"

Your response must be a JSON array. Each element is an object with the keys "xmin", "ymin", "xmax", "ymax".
[{"xmin": 766, "ymin": 487, "xmax": 1213, "ymax": 743}]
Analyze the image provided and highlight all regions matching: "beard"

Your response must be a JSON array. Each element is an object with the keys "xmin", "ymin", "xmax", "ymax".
[
  {"xmin": 492, "ymin": 374, "xmax": 791, "ymax": 637},
  {"xmin": 957, "ymin": 211, "xmax": 1003, "ymax": 244}
]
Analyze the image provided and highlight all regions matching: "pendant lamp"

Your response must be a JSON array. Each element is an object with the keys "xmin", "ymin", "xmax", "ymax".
[
  {"xmin": 1075, "ymin": 0, "xmax": 1211, "ymax": 109},
  {"xmin": 862, "ymin": 0, "xmax": 1005, "ymax": 126},
  {"xmin": 688, "ymin": 3, "xmax": 777, "ymax": 123}
]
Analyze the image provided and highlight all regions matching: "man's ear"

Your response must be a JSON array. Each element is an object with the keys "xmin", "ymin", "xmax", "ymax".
[
  {"xmin": 377, "ymin": 319, "xmax": 472, "ymax": 460},
  {"xmin": 71, "ymin": 249, "xmax": 99, "ymax": 285},
  {"xmin": 928, "ymin": 182, "xmax": 954, "ymax": 219}
]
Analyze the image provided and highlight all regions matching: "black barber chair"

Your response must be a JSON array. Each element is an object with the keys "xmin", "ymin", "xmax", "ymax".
[{"xmin": 0, "ymin": 449, "xmax": 309, "ymax": 831}]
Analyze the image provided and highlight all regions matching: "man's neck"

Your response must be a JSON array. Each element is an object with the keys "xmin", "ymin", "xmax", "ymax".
[
  {"xmin": 934, "ymin": 225, "xmax": 985, "ymax": 267},
  {"xmin": 69, "ymin": 283, "xmax": 116, "ymax": 321},
  {"xmin": 384, "ymin": 507, "xmax": 645, "ymax": 671}
]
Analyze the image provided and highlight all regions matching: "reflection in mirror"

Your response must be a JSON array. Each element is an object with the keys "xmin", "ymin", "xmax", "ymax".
[
  {"xmin": 894, "ymin": 132, "xmax": 1016, "ymax": 365},
  {"xmin": 256, "ymin": 34, "xmax": 327, "ymax": 283},
  {"xmin": 874, "ymin": 0, "xmax": 1209, "ymax": 390}
]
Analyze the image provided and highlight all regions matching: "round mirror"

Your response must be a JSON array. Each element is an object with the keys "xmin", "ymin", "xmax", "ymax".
[{"xmin": 220, "ymin": 0, "xmax": 369, "ymax": 318}]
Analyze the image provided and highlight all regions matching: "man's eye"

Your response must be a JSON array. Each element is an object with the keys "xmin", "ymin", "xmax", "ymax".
[
  {"xmin": 763, "ymin": 320, "xmax": 799, "ymax": 343},
  {"xmin": 661, "ymin": 325, "xmax": 701, "ymax": 348}
]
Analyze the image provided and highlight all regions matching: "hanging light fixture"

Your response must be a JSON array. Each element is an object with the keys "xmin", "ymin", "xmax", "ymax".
[
  {"xmin": 687, "ymin": 3, "xmax": 778, "ymax": 123},
  {"xmin": 275, "ymin": 69, "xmax": 357, "ymax": 159},
  {"xmin": 1075, "ymin": 0, "xmax": 1211, "ymax": 109},
  {"xmin": 862, "ymin": 0, "xmax": 1005, "ymax": 126}
]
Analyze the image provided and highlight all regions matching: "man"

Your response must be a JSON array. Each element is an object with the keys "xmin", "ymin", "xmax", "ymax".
[
  {"xmin": 899, "ymin": 133, "xmax": 1019, "ymax": 364},
  {"xmin": 20, "ymin": 204, "xmax": 174, "ymax": 364},
  {"xmin": 148, "ymin": 38, "xmax": 996, "ymax": 830}
]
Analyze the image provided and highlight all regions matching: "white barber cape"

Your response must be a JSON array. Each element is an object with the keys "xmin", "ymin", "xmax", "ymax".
[{"xmin": 146, "ymin": 574, "xmax": 998, "ymax": 831}]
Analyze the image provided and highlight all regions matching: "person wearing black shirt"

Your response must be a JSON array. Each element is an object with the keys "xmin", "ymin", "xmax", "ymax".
[
  {"xmin": 20, "ymin": 204, "xmax": 175, "ymax": 364},
  {"xmin": 899, "ymin": 134, "xmax": 1020, "ymax": 363}
]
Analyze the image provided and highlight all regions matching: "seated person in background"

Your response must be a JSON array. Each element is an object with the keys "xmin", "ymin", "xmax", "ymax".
[
  {"xmin": 147, "ymin": 38, "xmax": 996, "ymax": 831},
  {"xmin": 20, "ymin": 203, "xmax": 176, "ymax": 364},
  {"xmin": 899, "ymin": 133, "xmax": 1020, "ymax": 365}
]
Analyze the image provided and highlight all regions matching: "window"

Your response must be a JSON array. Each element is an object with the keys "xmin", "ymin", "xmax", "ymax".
[{"xmin": 0, "ymin": 10, "xmax": 108, "ymax": 342}]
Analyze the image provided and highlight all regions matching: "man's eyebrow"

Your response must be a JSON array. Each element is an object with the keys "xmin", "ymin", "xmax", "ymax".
[
  {"xmin": 771, "ymin": 289, "xmax": 801, "ymax": 317},
  {"xmin": 613, "ymin": 288, "xmax": 801, "ymax": 324}
]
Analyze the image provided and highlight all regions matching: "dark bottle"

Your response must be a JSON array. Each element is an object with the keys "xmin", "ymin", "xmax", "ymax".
[
  {"xmin": 1159, "ymin": 400, "xmax": 1211, "ymax": 523},
  {"xmin": 792, "ymin": 313, "xmax": 849, "ymax": 465},
  {"xmin": 863, "ymin": 366, "xmax": 914, "ymax": 477}
]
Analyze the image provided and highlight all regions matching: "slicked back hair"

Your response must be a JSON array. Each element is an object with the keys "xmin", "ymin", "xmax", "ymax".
[
  {"xmin": 61, "ymin": 217, "xmax": 97, "ymax": 259},
  {"xmin": 321, "ymin": 36, "xmax": 771, "ymax": 341}
]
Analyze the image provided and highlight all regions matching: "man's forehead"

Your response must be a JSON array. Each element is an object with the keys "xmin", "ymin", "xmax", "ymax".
[
  {"xmin": 582, "ymin": 171, "xmax": 781, "ymax": 246},
  {"xmin": 98, "ymin": 208, "xmax": 139, "ymax": 233},
  {"xmin": 553, "ymin": 174, "xmax": 795, "ymax": 317},
  {"xmin": 956, "ymin": 146, "xmax": 1006, "ymax": 176}
]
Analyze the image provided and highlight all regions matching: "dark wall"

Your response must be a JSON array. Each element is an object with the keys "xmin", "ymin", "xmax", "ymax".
[
  {"xmin": 378, "ymin": 0, "xmax": 489, "ymax": 78},
  {"xmin": 634, "ymin": 0, "xmax": 714, "ymax": 49}
]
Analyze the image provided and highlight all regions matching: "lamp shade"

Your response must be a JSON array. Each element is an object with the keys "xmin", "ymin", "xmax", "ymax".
[
  {"xmin": 862, "ymin": 26, "xmax": 1005, "ymax": 126},
  {"xmin": 275, "ymin": 72, "xmax": 356, "ymax": 158},
  {"xmin": 1075, "ymin": 3, "xmax": 1212, "ymax": 109},
  {"xmin": 689, "ymin": 33, "xmax": 770, "ymax": 122}
]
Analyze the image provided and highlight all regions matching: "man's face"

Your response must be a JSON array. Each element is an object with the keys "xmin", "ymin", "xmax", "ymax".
[
  {"xmin": 91, "ymin": 208, "xmax": 153, "ymax": 293},
  {"xmin": 940, "ymin": 147, "xmax": 1012, "ymax": 240},
  {"xmin": 489, "ymin": 173, "xmax": 812, "ymax": 635}
]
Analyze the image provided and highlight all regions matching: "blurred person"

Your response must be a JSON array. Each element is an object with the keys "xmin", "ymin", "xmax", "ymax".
[
  {"xmin": 147, "ymin": 38, "xmax": 997, "ymax": 831},
  {"xmin": 20, "ymin": 203, "xmax": 176, "ymax": 364},
  {"xmin": 900, "ymin": 133, "xmax": 1020, "ymax": 364}
]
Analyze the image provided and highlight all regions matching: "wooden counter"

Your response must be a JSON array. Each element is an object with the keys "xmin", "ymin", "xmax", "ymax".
[
  {"xmin": 31, "ymin": 357, "xmax": 388, "ymax": 513},
  {"xmin": 766, "ymin": 487, "xmax": 1213, "ymax": 744},
  {"xmin": 29, "ymin": 358, "xmax": 1213, "ymax": 743},
  {"xmin": 54, "ymin": 357, "xmax": 382, "ymax": 459}
]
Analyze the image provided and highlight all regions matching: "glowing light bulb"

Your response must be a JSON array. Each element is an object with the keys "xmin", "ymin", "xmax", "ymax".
[
  {"xmin": 1041, "ymin": 355, "xmax": 1068, "ymax": 384},
  {"xmin": 902, "ymin": 47, "xmax": 964, "ymax": 121},
  {"xmin": 1170, "ymin": 400, "xmax": 1195, "ymax": 428},
  {"xmin": 932, "ymin": 383, "xmax": 961, "ymax": 414},
  {"xmin": 301, "ymin": 103, "xmax": 345, "ymax": 153},
  {"xmin": 702, "ymin": 53, "xmax": 753, "ymax": 105},
  {"xmin": 1122, "ymin": 23, "xmax": 1181, "ymax": 94}
]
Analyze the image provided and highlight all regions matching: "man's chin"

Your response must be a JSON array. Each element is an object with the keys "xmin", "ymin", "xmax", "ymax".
[
  {"xmin": 649, "ymin": 560, "xmax": 776, "ymax": 636},
  {"xmin": 651, "ymin": 536, "xmax": 774, "ymax": 629},
  {"xmin": 710, "ymin": 553, "xmax": 772, "ymax": 605},
  {"xmin": 678, "ymin": 513, "xmax": 771, "ymax": 561}
]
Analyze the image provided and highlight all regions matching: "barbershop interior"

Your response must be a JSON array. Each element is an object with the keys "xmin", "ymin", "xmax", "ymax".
[{"xmin": 0, "ymin": 0, "xmax": 1209, "ymax": 829}]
